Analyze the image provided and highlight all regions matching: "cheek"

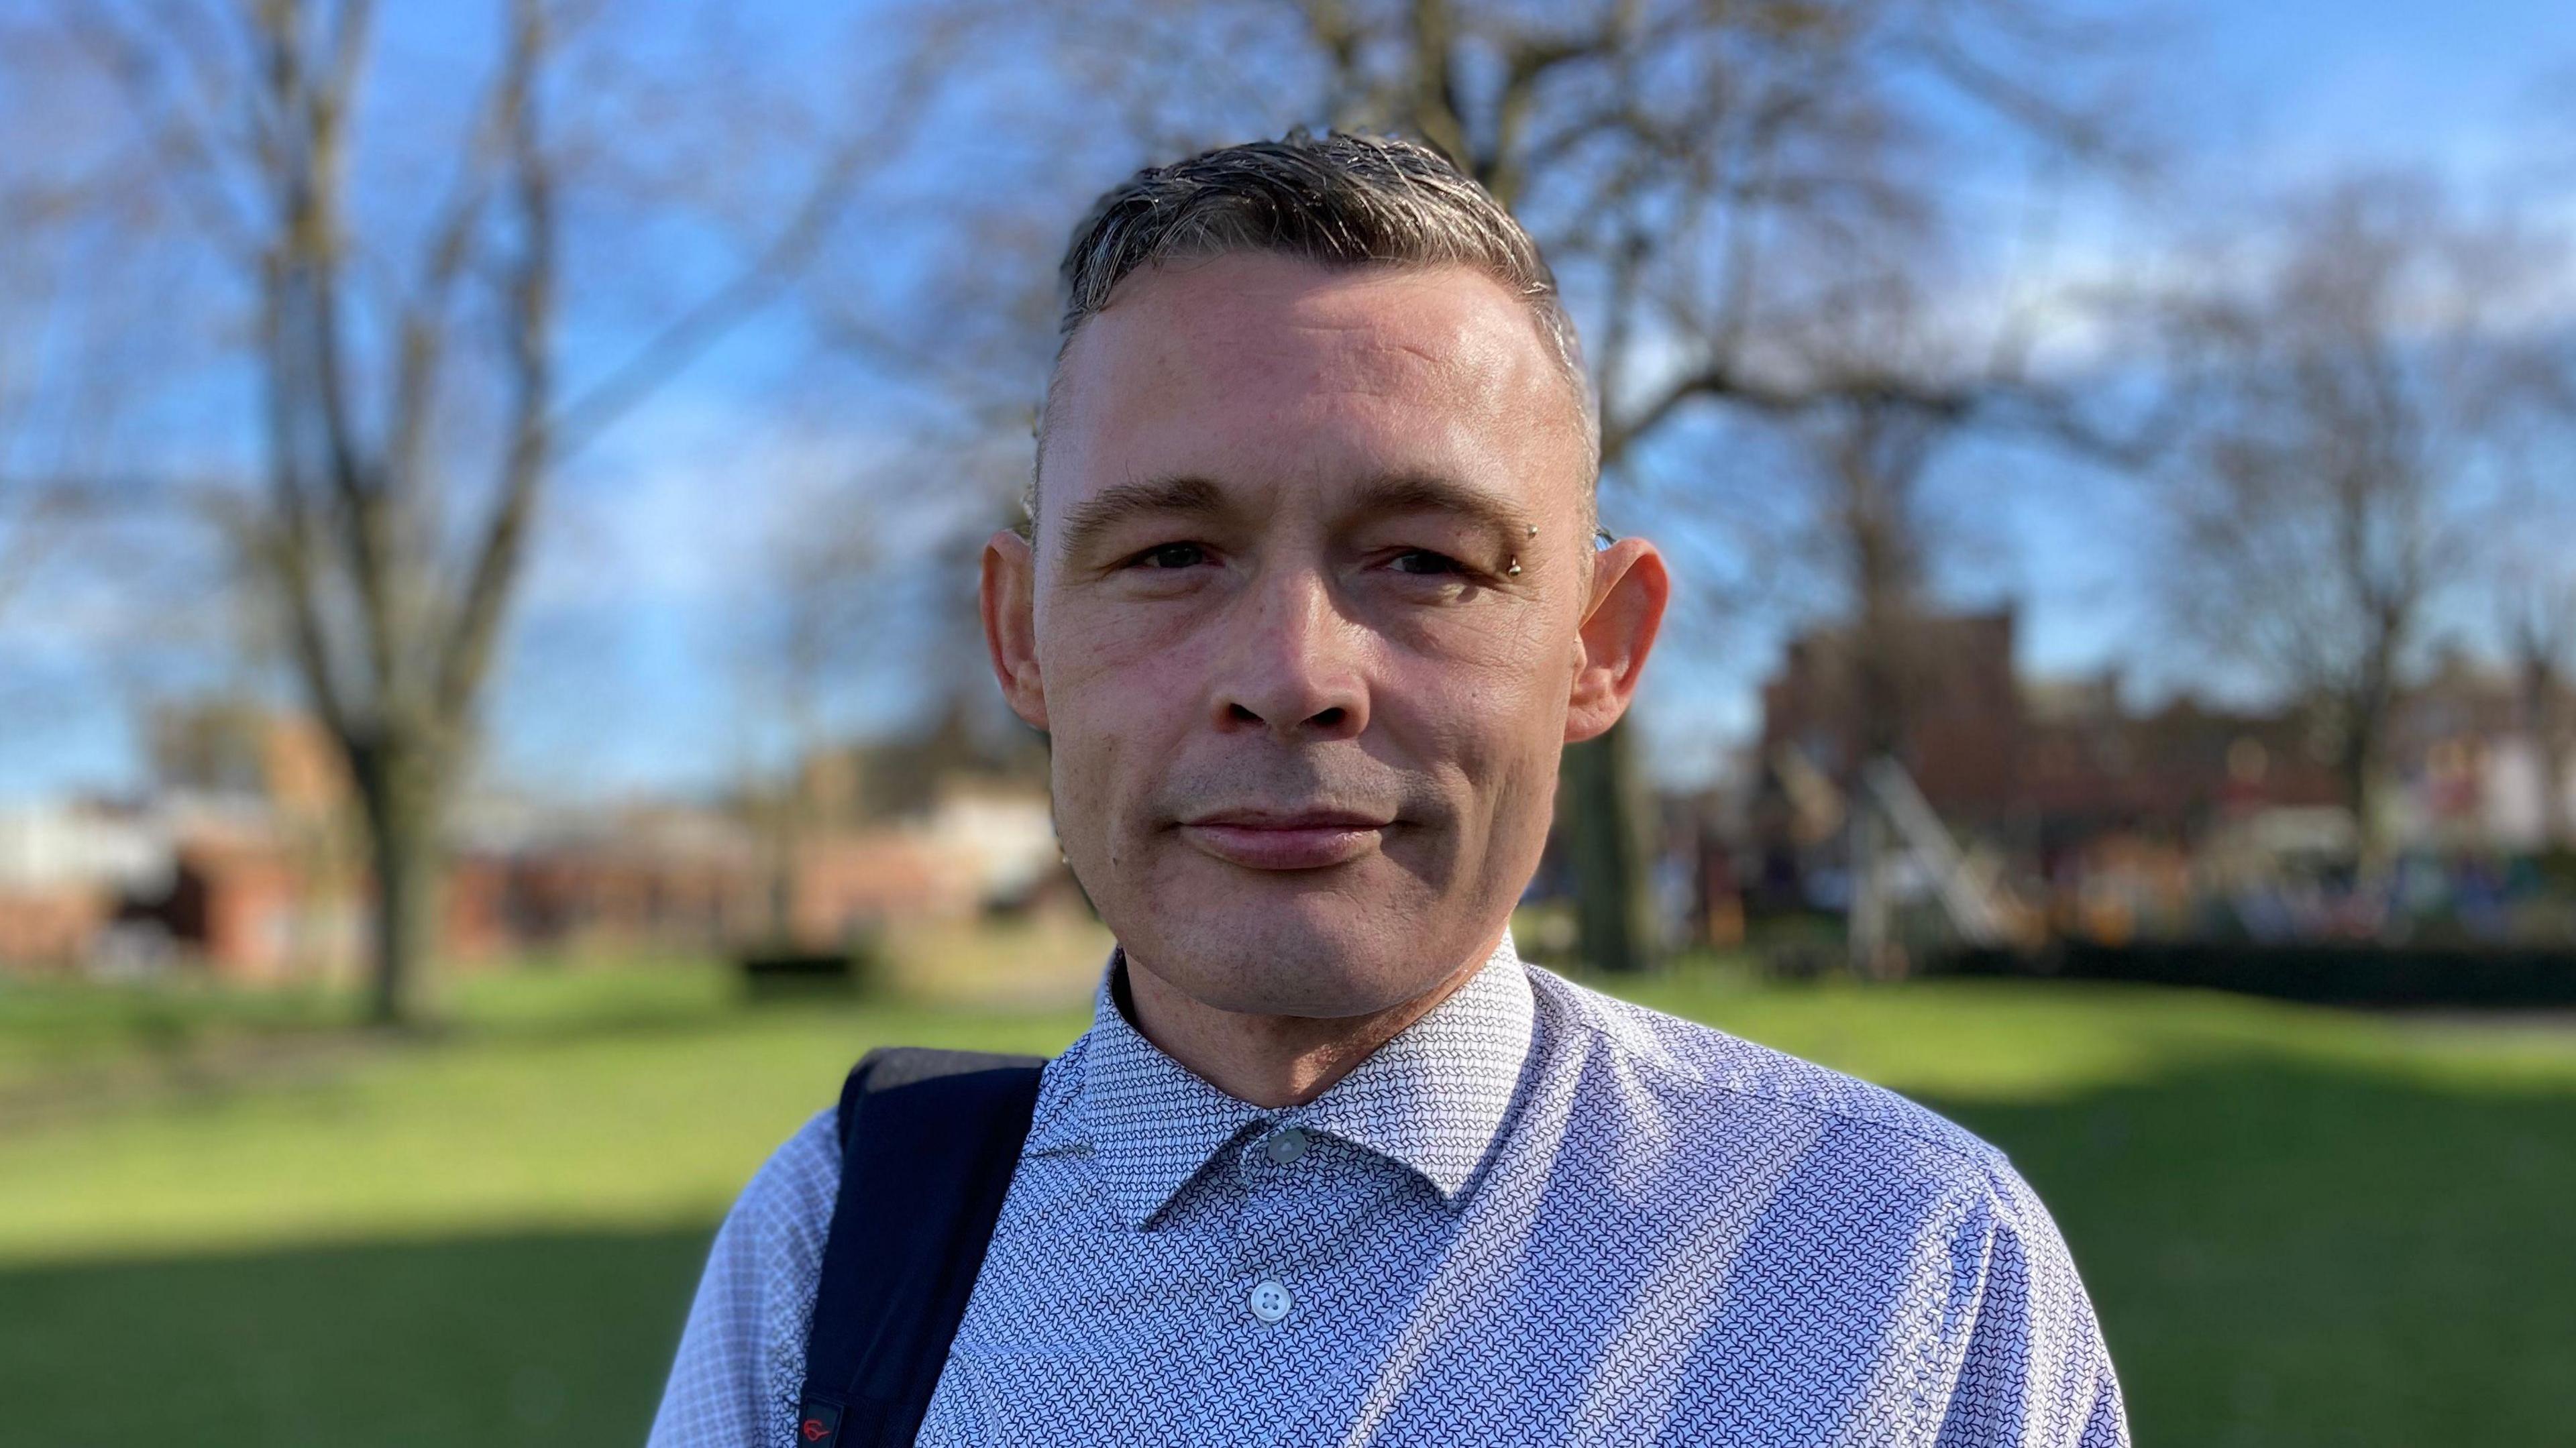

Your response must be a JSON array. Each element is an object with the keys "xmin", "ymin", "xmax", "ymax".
[
  {"xmin": 1391, "ymin": 655, "xmax": 1572, "ymax": 799},
  {"xmin": 1038, "ymin": 608, "xmax": 1201, "ymax": 816},
  {"xmin": 1043, "ymin": 592, "xmax": 1209, "ymax": 698}
]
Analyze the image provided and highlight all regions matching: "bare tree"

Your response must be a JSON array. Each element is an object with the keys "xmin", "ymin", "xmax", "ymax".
[
  {"xmin": 41, "ymin": 0, "xmax": 925, "ymax": 1022},
  {"xmin": 745, "ymin": 491, "xmax": 873, "ymax": 947},
  {"xmin": 2492, "ymin": 426, "xmax": 2576, "ymax": 850},
  {"xmin": 0, "ymin": 18, "xmax": 66, "ymax": 618},
  {"xmin": 2490, "ymin": 80, "xmax": 2576, "ymax": 850},
  {"xmin": 0, "ymin": 204, "xmax": 70, "ymax": 622},
  {"xmin": 0, "ymin": 13, "xmax": 158, "ymax": 626},
  {"xmin": 2153, "ymin": 174, "xmax": 2566, "ymax": 852}
]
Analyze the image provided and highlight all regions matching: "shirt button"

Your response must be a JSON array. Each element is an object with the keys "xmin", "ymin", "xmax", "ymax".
[
  {"xmin": 1263, "ymin": 1127, "xmax": 1311, "ymax": 1165},
  {"xmin": 1248, "ymin": 1278, "xmax": 1293, "ymax": 1323}
]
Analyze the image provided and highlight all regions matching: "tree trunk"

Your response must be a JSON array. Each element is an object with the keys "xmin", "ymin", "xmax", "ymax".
[
  {"xmin": 763, "ymin": 780, "xmax": 809, "ymax": 948},
  {"xmin": 2518, "ymin": 659, "xmax": 2569, "ymax": 851},
  {"xmin": 2542, "ymin": 740, "xmax": 2573, "ymax": 851},
  {"xmin": 356, "ymin": 742, "xmax": 444, "ymax": 1027},
  {"xmin": 1848, "ymin": 796, "xmax": 1888, "ymax": 977},
  {"xmin": 2340, "ymin": 718, "xmax": 2381, "ymax": 867},
  {"xmin": 1563, "ymin": 718, "xmax": 1656, "ymax": 973}
]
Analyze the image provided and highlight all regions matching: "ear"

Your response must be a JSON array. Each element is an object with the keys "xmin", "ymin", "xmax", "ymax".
[
  {"xmin": 1564, "ymin": 537, "xmax": 1668, "ymax": 744},
  {"xmin": 981, "ymin": 528, "xmax": 1049, "ymax": 730}
]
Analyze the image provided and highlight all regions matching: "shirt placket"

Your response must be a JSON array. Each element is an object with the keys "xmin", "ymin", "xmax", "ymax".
[{"xmin": 1204, "ymin": 1119, "xmax": 1344, "ymax": 1445}]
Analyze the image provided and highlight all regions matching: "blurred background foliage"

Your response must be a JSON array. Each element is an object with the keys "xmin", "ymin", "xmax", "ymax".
[{"xmin": 2, "ymin": 0, "xmax": 2574, "ymax": 1443}]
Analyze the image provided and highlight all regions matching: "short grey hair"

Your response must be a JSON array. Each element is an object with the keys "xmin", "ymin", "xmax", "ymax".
[{"xmin": 1028, "ymin": 130, "xmax": 1598, "ymax": 535}]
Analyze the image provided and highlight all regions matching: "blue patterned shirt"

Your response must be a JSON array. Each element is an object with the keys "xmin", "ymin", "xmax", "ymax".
[{"xmin": 648, "ymin": 936, "xmax": 2127, "ymax": 1445}]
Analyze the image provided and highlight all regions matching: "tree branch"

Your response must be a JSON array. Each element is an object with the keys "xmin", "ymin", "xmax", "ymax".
[{"xmin": 432, "ymin": 0, "xmax": 553, "ymax": 736}]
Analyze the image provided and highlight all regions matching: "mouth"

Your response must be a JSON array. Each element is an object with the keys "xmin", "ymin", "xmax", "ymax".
[{"xmin": 1175, "ymin": 807, "xmax": 1395, "ymax": 871}]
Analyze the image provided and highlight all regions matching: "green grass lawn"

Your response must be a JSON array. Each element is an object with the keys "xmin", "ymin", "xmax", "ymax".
[{"xmin": 4, "ymin": 950, "xmax": 2571, "ymax": 1447}]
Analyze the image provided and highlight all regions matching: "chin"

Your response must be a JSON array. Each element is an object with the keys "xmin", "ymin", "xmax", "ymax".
[{"xmin": 1115, "ymin": 868, "xmax": 1454, "ymax": 1019}]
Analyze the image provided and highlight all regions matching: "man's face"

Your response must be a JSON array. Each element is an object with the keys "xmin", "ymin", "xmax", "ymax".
[{"xmin": 983, "ymin": 252, "xmax": 1662, "ymax": 1018}]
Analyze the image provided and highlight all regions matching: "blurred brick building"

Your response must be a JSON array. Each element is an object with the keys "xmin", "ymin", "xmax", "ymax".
[
  {"xmin": 0, "ymin": 699, "xmax": 1068, "ymax": 982},
  {"xmin": 1743, "ymin": 605, "xmax": 2576, "ymax": 945},
  {"xmin": 1750, "ymin": 607, "xmax": 2344, "ymax": 938}
]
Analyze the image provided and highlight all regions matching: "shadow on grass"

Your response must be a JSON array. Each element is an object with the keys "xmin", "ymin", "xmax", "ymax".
[
  {"xmin": 1930, "ymin": 1058, "xmax": 2576, "ymax": 1448},
  {"xmin": 1, "ymin": 1224, "xmax": 716, "ymax": 1448},
  {"xmin": 5, "ymin": 1054, "xmax": 2571, "ymax": 1448}
]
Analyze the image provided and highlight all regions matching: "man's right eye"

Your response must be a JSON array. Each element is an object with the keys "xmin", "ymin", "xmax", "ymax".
[{"xmin": 1129, "ymin": 542, "xmax": 1209, "ymax": 569}]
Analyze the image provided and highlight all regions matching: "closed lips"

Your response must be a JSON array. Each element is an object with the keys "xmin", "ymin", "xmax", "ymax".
[
  {"xmin": 1176, "ymin": 810, "xmax": 1397, "ymax": 869},
  {"xmin": 1183, "ymin": 810, "xmax": 1391, "ymax": 830}
]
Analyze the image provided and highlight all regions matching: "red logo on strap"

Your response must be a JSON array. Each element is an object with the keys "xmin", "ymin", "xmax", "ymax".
[{"xmin": 801, "ymin": 1418, "xmax": 831, "ymax": 1443}]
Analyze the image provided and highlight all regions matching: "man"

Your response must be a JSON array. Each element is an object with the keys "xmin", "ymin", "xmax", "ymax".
[{"xmin": 650, "ymin": 131, "xmax": 2126, "ymax": 1447}]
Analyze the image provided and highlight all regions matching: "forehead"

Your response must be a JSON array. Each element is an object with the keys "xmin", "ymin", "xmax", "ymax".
[{"xmin": 1043, "ymin": 252, "xmax": 1581, "ymax": 526}]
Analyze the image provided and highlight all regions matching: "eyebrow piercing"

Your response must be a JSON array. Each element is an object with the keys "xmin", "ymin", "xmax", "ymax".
[{"xmin": 1507, "ymin": 556, "xmax": 1523, "ymax": 576}]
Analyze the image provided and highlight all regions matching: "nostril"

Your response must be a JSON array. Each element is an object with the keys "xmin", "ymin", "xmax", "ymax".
[
  {"xmin": 1229, "ymin": 704, "xmax": 1263, "ymax": 724},
  {"xmin": 1310, "ymin": 707, "xmax": 1345, "ymax": 728}
]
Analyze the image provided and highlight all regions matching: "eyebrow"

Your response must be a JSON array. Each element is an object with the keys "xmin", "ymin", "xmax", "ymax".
[
  {"xmin": 1346, "ymin": 472, "xmax": 1532, "ymax": 554},
  {"xmin": 1053, "ymin": 476, "xmax": 1229, "ymax": 563}
]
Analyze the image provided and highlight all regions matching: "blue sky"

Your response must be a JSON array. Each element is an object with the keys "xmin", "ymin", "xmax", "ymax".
[
  {"xmin": 2181, "ymin": 0, "xmax": 2571, "ymax": 177},
  {"xmin": 3, "ymin": 0, "xmax": 2570, "ymax": 803}
]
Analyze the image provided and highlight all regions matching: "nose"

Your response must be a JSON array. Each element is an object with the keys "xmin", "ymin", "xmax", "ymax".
[{"xmin": 1208, "ymin": 566, "xmax": 1371, "ymax": 741}]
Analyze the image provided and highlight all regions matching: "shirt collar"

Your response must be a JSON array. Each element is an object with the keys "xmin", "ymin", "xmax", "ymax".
[{"xmin": 1067, "ymin": 932, "xmax": 1537, "ymax": 1229}]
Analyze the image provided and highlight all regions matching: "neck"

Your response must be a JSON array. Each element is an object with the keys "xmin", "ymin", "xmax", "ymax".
[{"xmin": 1118, "ymin": 930, "xmax": 1505, "ymax": 1109}]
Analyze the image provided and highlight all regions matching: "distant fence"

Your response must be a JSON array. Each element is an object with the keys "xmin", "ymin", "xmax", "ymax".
[{"xmin": 1935, "ymin": 942, "xmax": 2576, "ymax": 1009}]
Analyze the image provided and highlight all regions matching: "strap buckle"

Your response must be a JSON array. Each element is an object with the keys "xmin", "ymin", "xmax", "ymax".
[{"xmin": 794, "ymin": 1397, "xmax": 845, "ymax": 1446}]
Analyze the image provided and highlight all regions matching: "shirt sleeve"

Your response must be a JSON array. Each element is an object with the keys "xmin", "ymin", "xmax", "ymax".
[
  {"xmin": 1933, "ymin": 1158, "xmax": 2129, "ymax": 1448},
  {"xmin": 647, "ymin": 1109, "xmax": 839, "ymax": 1448}
]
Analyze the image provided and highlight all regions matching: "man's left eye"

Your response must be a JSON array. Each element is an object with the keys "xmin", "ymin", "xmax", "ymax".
[
  {"xmin": 1131, "ymin": 543, "xmax": 1209, "ymax": 569},
  {"xmin": 1390, "ymin": 549, "xmax": 1468, "ymax": 575}
]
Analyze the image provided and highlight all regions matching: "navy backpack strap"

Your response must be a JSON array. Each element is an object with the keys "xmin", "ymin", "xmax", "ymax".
[{"xmin": 794, "ymin": 1046, "xmax": 1044, "ymax": 1448}]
